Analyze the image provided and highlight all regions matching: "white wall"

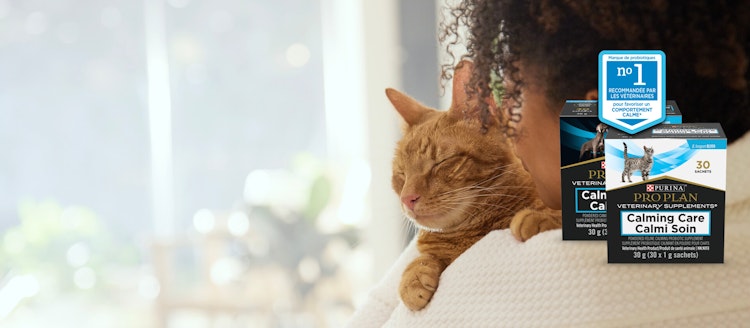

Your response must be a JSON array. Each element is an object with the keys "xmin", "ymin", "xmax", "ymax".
[{"xmin": 321, "ymin": 0, "xmax": 403, "ymax": 283}]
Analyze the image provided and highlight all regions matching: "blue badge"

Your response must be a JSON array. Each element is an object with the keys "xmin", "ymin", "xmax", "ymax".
[{"xmin": 598, "ymin": 50, "xmax": 666, "ymax": 134}]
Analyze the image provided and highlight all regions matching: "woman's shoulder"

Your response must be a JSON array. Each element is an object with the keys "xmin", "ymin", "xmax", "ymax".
[
  {"xmin": 727, "ymin": 131, "xmax": 750, "ymax": 208},
  {"xmin": 385, "ymin": 222, "xmax": 750, "ymax": 326},
  {"xmin": 381, "ymin": 131, "xmax": 750, "ymax": 327}
]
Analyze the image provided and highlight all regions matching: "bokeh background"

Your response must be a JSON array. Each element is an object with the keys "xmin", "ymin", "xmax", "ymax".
[{"xmin": 0, "ymin": 0, "xmax": 454, "ymax": 327}]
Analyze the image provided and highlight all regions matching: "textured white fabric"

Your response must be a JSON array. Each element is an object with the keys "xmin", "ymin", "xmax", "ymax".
[{"xmin": 347, "ymin": 132, "xmax": 750, "ymax": 328}]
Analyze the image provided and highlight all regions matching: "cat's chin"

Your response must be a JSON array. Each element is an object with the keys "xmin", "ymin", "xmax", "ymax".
[
  {"xmin": 412, "ymin": 220, "xmax": 444, "ymax": 233},
  {"xmin": 404, "ymin": 212, "xmax": 448, "ymax": 232}
]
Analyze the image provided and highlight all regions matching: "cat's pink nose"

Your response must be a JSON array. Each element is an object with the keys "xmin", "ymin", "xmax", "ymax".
[{"xmin": 401, "ymin": 194, "xmax": 420, "ymax": 210}]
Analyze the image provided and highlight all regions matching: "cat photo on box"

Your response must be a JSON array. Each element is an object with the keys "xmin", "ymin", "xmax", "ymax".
[{"xmin": 605, "ymin": 123, "xmax": 726, "ymax": 263}]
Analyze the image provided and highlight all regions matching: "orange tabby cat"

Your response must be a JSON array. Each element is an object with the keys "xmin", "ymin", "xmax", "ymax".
[{"xmin": 386, "ymin": 61, "xmax": 561, "ymax": 311}]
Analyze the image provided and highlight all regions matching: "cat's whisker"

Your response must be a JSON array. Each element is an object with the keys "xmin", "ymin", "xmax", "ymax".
[
  {"xmin": 434, "ymin": 164, "xmax": 521, "ymax": 189},
  {"xmin": 435, "ymin": 184, "xmax": 485, "ymax": 196},
  {"xmin": 470, "ymin": 184, "xmax": 534, "ymax": 190},
  {"xmin": 438, "ymin": 202, "xmax": 516, "ymax": 213},
  {"xmin": 400, "ymin": 214, "xmax": 409, "ymax": 230},
  {"xmin": 438, "ymin": 206, "xmax": 508, "ymax": 226},
  {"xmin": 433, "ymin": 205, "xmax": 476, "ymax": 220},
  {"xmin": 477, "ymin": 170, "xmax": 525, "ymax": 186},
  {"xmin": 476, "ymin": 165, "xmax": 525, "ymax": 181},
  {"xmin": 471, "ymin": 193, "xmax": 532, "ymax": 200},
  {"xmin": 436, "ymin": 184, "xmax": 534, "ymax": 199},
  {"xmin": 443, "ymin": 189, "xmax": 534, "ymax": 201},
  {"xmin": 470, "ymin": 166, "xmax": 523, "ymax": 183},
  {"xmin": 483, "ymin": 162, "xmax": 518, "ymax": 172},
  {"xmin": 447, "ymin": 184, "xmax": 534, "ymax": 195},
  {"xmin": 442, "ymin": 193, "xmax": 531, "ymax": 202},
  {"xmin": 400, "ymin": 213, "xmax": 420, "ymax": 237},
  {"xmin": 434, "ymin": 202, "xmax": 509, "ymax": 218},
  {"xmin": 438, "ymin": 204, "xmax": 524, "ymax": 221},
  {"xmin": 435, "ymin": 169, "xmax": 532, "ymax": 197}
]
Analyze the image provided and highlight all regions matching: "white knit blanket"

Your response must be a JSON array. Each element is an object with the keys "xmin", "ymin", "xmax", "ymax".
[{"xmin": 348, "ymin": 132, "xmax": 750, "ymax": 327}]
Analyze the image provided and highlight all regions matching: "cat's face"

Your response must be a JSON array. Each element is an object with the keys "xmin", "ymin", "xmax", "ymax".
[
  {"xmin": 389, "ymin": 109, "xmax": 514, "ymax": 231},
  {"xmin": 385, "ymin": 62, "xmax": 520, "ymax": 232},
  {"xmin": 643, "ymin": 146, "xmax": 654, "ymax": 157}
]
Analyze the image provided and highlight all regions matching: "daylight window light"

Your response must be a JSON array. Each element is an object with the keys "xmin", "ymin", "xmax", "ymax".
[
  {"xmin": 210, "ymin": 258, "xmax": 242, "ymax": 286},
  {"xmin": 243, "ymin": 169, "xmax": 309, "ymax": 212},
  {"xmin": 73, "ymin": 267, "xmax": 96, "ymax": 290},
  {"xmin": 227, "ymin": 211, "xmax": 250, "ymax": 236},
  {"xmin": 3, "ymin": 230, "xmax": 25, "ymax": 255},
  {"xmin": 0, "ymin": 275, "xmax": 40, "ymax": 318},
  {"xmin": 244, "ymin": 170, "xmax": 273, "ymax": 205},
  {"xmin": 337, "ymin": 159, "xmax": 371, "ymax": 225},
  {"xmin": 286, "ymin": 43, "xmax": 311, "ymax": 68},
  {"xmin": 138, "ymin": 275, "xmax": 161, "ymax": 300},
  {"xmin": 66, "ymin": 242, "xmax": 91, "ymax": 268},
  {"xmin": 193, "ymin": 209, "xmax": 215, "ymax": 234},
  {"xmin": 145, "ymin": 0, "xmax": 176, "ymax": 238}
]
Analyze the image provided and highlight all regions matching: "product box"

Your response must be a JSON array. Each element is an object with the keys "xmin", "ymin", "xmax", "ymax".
[
  {"xmin": 604, "ymin": 123, "xmax": 726, "ymax": 263},
  {"xmin": 559, "ymin": 100, "xmax": 682, "ymax": 240}
]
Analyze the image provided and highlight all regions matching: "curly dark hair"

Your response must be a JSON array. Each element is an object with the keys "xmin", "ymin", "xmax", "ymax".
[{"xmin": 440, "ymin": 0, "xmax": 750, "ymax": 142}]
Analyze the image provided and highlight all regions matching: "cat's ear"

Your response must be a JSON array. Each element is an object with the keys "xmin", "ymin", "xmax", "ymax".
[
  {"xmin": 450, "ymin": 60, "xmax": 499, "ymax": 122},
  {"xmin": 385, "ymin": 88, "xmax": 430, "ymax": 126}
]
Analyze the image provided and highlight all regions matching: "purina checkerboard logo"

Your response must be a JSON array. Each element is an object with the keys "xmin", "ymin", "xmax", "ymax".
[
  {"xmin": 601, "ymin": 161, "xmax": 606, "ymax": 169},
  {"xmin": 646, "ymin": 184, "xmax": 687, "ymax": 192}
]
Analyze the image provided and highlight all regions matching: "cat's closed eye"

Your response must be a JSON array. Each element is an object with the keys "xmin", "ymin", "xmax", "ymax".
[
  {"xmin": 434, "ymin": 156, "xmax": 473, "ymax": 182},
  {"xmin": 431, "ymin": 156, "xmax": 454, "ymax": 172},
  {"xmin": 392, "ymin": 171, "xmax": 405, "ymax": 189}
]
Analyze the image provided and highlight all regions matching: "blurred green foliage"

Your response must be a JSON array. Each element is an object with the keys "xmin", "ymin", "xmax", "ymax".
[
  {"xmin": 0, "ymin": 200, "xmax": 140, "ymax": 294},
  {"xmin": 291, "ymin": 152, "xmax": 332, "ymax": 222}
]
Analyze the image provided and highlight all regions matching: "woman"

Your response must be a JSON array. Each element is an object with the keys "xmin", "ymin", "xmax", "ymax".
[
  {"xmin": 350, "ymin": 1, "xmax": 750, "ymax": 326},
  {"xmin": 447, "ymin": 0, "xmax": 750, "ymax": 209}
]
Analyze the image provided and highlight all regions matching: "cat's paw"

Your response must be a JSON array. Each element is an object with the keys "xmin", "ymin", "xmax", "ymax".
[
  {"xmin": 510, "ymin": 208, "xmax": 562, "ymax": 242},
  {"xmin": 399, "ymin": 256, "xmax": 444, "ymax": 311}
]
